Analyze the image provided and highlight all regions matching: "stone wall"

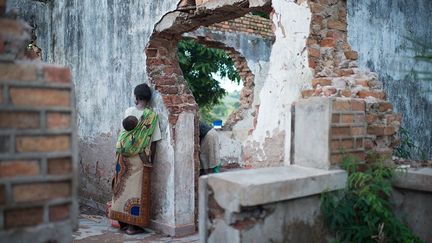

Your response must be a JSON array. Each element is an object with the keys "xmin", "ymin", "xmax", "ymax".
[
  {"xmin": 199, "ymin": 166, "xmax": 347, "ymax": 242},
  {"xmin": 0, "ymin": 4, "xmax": 78, "ymax": 242},
  {"xmin": 347, "ymin": 0, "xmax": 432, "ymax": 159},
  {"xmin": 392, "ymin": 168, "xmax": 432, "ymax": 243}
]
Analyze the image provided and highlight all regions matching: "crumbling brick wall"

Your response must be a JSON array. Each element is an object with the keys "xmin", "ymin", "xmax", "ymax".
[
  {"xmin": 0, "ymin": 3, "xmax": 77, "ymax": 242},
  {"xmin": 299, "ymin": 0, "xmax": 401, "ymax": 164},
  {"xmin": 207, "ymin": 13, "xmax": 274, "ymax": 39}
]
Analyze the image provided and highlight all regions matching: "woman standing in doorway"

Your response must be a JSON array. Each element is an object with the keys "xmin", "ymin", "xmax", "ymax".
[{"xmin": 109, "ymin": 83, "xmax": 162, "ymax": 235}]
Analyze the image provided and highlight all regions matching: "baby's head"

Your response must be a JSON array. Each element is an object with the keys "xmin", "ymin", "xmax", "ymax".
[{"xmin": 123, "ymin": 116, "xmax": 138, "ymax": 131}]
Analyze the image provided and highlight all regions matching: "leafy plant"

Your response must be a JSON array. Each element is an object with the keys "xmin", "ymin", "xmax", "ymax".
[
  {"xmin": 177, "ymin": 39, "xmax": 240, "ymax": 111},
  {"xmin": 321, "ymin": 155, "xmax": 423, "ymax": 243},
  {"xmin": 250, "ymin": 11, "xmax": 270, "ymax": 19}
]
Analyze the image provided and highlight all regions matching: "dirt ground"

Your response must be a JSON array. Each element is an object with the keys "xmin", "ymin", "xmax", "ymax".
[{"xmin": 73, "ymin": 214, "xmax": 198, "ymax": 243}]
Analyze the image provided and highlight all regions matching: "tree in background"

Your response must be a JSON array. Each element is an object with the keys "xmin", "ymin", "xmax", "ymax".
[{"xmin": 177, "ymin": 39, "xmax": 240, "ymax": 123}]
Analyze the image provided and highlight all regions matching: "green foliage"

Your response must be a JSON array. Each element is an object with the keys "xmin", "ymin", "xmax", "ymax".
[
  {"xmin": 198, "ymin": 91, "xmax": 241, "ymax": 124},
  {"xmin": 250, "ymin": 11, "xmax": 270, "ymax": 19},
  {"xmin": 321, "ymin": 155, "xmax": 423, "ymax": 243},
  {"xmin": 177, "ymin": 39, "xmax": 240, "ymax": 110}
]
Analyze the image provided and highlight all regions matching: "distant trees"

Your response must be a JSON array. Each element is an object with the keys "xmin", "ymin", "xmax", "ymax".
[{"xmin": 177, "ymin": 39, "xmax": 241, "ymax": 122}]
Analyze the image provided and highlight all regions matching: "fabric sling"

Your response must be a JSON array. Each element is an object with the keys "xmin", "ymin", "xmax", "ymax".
[
  {"xmin": 109, "ymin": 108, "xmax": 158, "ymax": 227},
  {"xmin": 116, "ymin": 108, "xmax": 158, "ymax": 157}
]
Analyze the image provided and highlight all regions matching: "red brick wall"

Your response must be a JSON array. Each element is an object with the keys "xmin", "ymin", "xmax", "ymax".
[
  {"xmin": 330, "ymin": 98, "xmax": 366, "ymax": 164},
  {"xmin": 0, "ymin": 7, "xmax": 76, "ymax": 241},
  {"xmin": 207, "ymin": 14, "xmax": 274, "ymax": 39}
]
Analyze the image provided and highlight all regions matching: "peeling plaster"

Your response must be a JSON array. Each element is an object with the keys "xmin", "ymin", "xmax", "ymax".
[{"xmin": 246, "ymin": 0, "xmax": 313, "ymax": 166}]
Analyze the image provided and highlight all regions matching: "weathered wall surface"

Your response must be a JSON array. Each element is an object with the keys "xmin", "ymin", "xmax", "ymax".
[
  {"xmin": 243, "ymin": 0, "xmax": 313, "ymax": 167},
  {"xmin": 347, "ymin": 0, "xmax": 432, "ymax": 159}
]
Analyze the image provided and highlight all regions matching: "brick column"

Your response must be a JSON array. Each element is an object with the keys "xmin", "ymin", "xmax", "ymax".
[{"xmin": 0, "ymin": 8, "xmax": 77, "ymax": 243}]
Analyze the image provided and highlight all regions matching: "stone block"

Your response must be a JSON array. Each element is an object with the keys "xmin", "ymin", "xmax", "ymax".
[
  {"xmin": 46, "ymin": 112, "xmax": 71, "ymax": 129},
  {"xmin": 4, "ymin": 207, "xmax": 44, "ymax": 229},
  {"xmin": 344, "ymin": 50, "xmax": 358, "ymax": 60},
  {"xmin": 16, "ymin": 135, "xmax": 70, "ymax": 152},
  {"xmin": 333, "ymin": 99, "xmax": 351, "ymax": 111},
  {"xmin": 13, "ymin": 182, "xmax": 71, "ymax": 203},
  {"xmin": 393, "ymin": 168, "xmax": 432, "ymax": 193},
  {"xmin": 308, "ymin": 47, "xmax": 320, "ymax": 58},
  {"xmin": 47, "ymin": 157, "xmax": 72, "ymax": 175},
  {"xmin": 319, "ymin": 37, "xmax": 336, "ymax": 48},
  {"xmin": 0, "ymin": 160, "xmax": 40, "ymax": 178},
  {"xmin": 357, "ymin": 90, "xmax": 386, "ymax": 99},
  {"xmin": 0, "ymin": 111, "xmax": 40, "ymax": 129},
  {"xmin": 301, "ymin": 89, "xmax": 315, "ymax": 98},
  {"xmin": 0, "ymin": 184, "xmax": 5, "ymax": 205},
  {"xmin": 367, "ymin": 125, "xmax": 395, "ymax": 136},
  {"xmin": 10, "ymin": 87, "xmax": 70, "ymax": 107},
  {"xmin": 0, "ymin": 135, "xmax": 10, "ymax": 153},
  {"xmin": 330, "ymin": 139, "xmax": 354, "ymax": 150},
  {"xmin": 327, "ymin": 19, "xmax": 347, "ymax": 31},
  {"xmin": 294, "ymin": 97, "xmax": 332, "ymax": 169},
  {"xmin": 49, "ymin": 203, "xmax": 70, "ymax": 222},
  {"xmin": 207, "ymin": 165, "xmax": 347, "ymax": 212},
  {"xmin": 0, "ymin": 62, "xmax": 38, "ymax": 81},
  {"xmin": 43, "ymin": 66, "xmax": 72, "ymax": 83}
]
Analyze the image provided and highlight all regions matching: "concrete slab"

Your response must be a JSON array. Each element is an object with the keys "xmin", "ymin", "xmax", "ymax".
[
  {"xmin": 73, "ymin": 215, "xmax": 198, "ymax": 243},
  {"xmin": 206, "ymin": 165, "xmax": 347, "ymax": 212},
  {"xmin": 294, "ymin": 97, "xmax": 332, "ymax": 169},
  {"xmin": 393, "ymin": 167, "xmax": 432, "ymax": 192}
]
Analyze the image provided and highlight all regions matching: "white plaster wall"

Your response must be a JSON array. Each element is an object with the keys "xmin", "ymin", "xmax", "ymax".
[{"xmin": 246, "ymin": 0, "xmax": 313, "ymax": 166}]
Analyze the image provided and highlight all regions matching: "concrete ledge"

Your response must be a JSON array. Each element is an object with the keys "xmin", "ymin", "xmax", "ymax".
[
  {"xmin": 207, "ymin": 165, "xmax": 347, "ymax": 212},
  {"xmin": 393, "ymin": 167, "xmax": 432, "ymax": 192},
  {"xmin": 151, "ymin": 220, "xmax": 195, "ymax": 237}
]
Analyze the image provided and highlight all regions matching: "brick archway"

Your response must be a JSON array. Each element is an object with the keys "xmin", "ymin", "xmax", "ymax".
[
  {"xmin": 144, "ymin": 0, "xmax": 273, "ymax": 234},
  {"xmin": 181, "ymin": 36, "xmax": 256, "ymax": 130}
]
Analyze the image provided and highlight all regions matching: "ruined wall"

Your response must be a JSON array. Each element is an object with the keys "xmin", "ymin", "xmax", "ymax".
[
  {"xmin": 347, "ymin": 0, "xmax": 432, "ymax": 159},
  {"xmin": 185, "ymin": 24, "xmax": 273, "ymax": 165},
  {"xmin": 243, "ymin": 0, "xmax": 313, "ymax": 167},
  {"xmin": 199, "ymin": 166, "xmax": 347, "ymax": 242},
  {"xmin": 7, "ymin": 0, "xmax": 180, "ymax": 205},
  {"xmin": 0, "ymin": 4, "xmax": 78, "ymax": 241}
]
